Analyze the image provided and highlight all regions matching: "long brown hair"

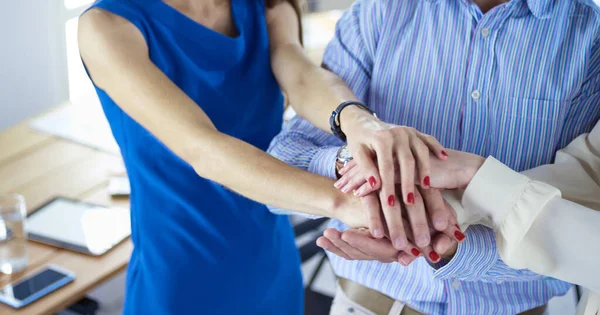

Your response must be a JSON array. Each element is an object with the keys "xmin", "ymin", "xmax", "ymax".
[{"xmin": 265, "ymin": 0, "xmax": 304, "ymax": 45}]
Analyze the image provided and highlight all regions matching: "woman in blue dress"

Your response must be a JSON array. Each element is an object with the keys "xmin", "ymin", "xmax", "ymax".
[{"xmin": 78, "ymin": 0, "xmax": 450, "ymax": 313}]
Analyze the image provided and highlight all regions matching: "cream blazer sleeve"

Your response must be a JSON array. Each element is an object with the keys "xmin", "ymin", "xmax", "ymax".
[{"xmin": 445, "ymin": 122, "xmax": 600, "ymax": 315}]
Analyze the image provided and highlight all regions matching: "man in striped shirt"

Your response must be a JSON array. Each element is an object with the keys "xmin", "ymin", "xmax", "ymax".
[{"xmin": 268, "ymin": 0, "xmax": 600, "ymax": 314}]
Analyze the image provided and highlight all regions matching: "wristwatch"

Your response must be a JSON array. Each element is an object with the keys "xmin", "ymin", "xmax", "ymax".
[
  {"xmin": 335, "ymin": 144, "xmax": 353, "ymax": 178},
  {"xmin": 329, "ymin": 101, "xmax": 376, "ymax": 142}
]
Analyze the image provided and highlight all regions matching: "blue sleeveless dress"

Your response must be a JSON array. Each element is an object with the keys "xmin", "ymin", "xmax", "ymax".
[{"xmin": 85, "ymin": 1, "xmax": 303, "ymax": 314}]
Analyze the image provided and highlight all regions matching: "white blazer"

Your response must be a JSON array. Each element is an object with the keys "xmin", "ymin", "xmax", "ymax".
[{"xmin": 446, "ymin": 122, "xmax": 600, "ymax": 315}]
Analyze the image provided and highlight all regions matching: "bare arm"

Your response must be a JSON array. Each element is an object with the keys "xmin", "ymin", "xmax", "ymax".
[
  {"xmin": 78, "ymin": 9, "xmax": 364, "ymax": 226},
  {"xmin": 265, "ymin": 2, "xmax": 360, "ymax": 132}
]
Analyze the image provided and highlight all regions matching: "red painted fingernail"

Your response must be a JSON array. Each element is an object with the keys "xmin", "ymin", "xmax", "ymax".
[
  {"xmin": 411, "ymin": 248, "xmax": 421, "ymax": 256},
  {"xmin": 407, "ymin": 193, "xmax": 415, "ymax": 204},
  {"xmin": 423, "ymin": 176, "xmax": 430, "ymax": 187},
  {"xmin": 441, "ymin": 150, "xmax": 448, "ymax": 157},
  {"xmin": 388, "ymin": 195, "xmax": 395, "ymax": 207},
  {"xmin": 429, "ymin": 251, "xmax": 440, "ymax": 261},
  {"xmin": 368, "ymin": 176, "xmax": 377, "ymax": 188},
  {"xmin": 455, "ymin": 230, "xmax": 466, "ymax": 241}
]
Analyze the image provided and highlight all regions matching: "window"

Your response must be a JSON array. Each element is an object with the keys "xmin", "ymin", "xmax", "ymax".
[{"xmin": 62, "ymin": 0, "xmax": 97, "ymax": 105}]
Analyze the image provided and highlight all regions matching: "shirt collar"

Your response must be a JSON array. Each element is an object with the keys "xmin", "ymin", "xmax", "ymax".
[
  {"xmin": 429, "ymin": 0, "xmax": 556, "ymax": 19},
  {"xmin": 525, "ymin": 0, "xmax": 555, "ymax": 19}
]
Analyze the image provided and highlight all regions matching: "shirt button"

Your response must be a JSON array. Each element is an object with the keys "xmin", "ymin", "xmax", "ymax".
[
  {"xmin": 347, "ymin": 307, "xmax": 355, "ymax": 313},
  {"xmin": 481, "ymin": 28, "xmax": 491, "ymax": 38},
  {"xmin": 471, "ymin": 90, "xmax": 481, "ymax": 101},
  {"xmin": 452, "ymin": 280, "xmax": 461, "ymax": 290}
]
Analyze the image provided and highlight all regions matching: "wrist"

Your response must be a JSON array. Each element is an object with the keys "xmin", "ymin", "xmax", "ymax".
[
  {"xmin": 331, "ymin": 192, "xmax": 364, "ymax": 228},
  {"xmin": 339, "ymin": 104, "xmax": 378, "ymax": 135},
  {"xmin": 458, "ymin": 156, "xmax": 485, "ymax": 189}
]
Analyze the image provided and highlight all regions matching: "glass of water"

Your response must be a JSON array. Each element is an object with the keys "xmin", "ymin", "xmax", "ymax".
[{"xmin": 0, "ymin": 194, "xmax": 28, "ymax": 274}]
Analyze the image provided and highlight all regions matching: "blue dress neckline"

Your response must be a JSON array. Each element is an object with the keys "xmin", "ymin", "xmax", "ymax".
[{"xmin": 128, "ymin": 0, "xmax": 246, "ymax": 69}]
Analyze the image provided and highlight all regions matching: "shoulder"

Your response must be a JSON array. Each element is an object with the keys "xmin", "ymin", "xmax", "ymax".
[
  {"xmin": 570, "ymin": 0, "xmax": 600, "ymax": 27},
  {"xmin": 78, "ymin": 8, "xmax": 150, "ymax": 87},
  {"xmin": 79, "ymin": 7, "xmax": 138, "ymax": 39},
  {"xmin": 78, "ymin": 8, "xmax": 148, "ymax": 66},
  {"xmin": 341, "ymin": 0, "xmax": 415, "ymax": 26}
]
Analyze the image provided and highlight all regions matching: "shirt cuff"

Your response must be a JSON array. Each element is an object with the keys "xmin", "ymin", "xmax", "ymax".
[
  {"xmin": 462, "ymin": 157, "xmax": 561, "ymax": 246},
  {"xmin": 463, "ymin": 157, "xmax": 531, "ymax": 226},
  {"xmin": 308, "ymin": 147, "xmax": 340, "ymax": 180},
  {"xmin": 433, "ymin": 225, "xmax": 498, "ymax": 280}
]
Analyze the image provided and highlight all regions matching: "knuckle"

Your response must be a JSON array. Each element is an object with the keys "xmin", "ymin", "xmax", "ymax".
[
  {"xmin": 417, "ymin": 143, "xmax": 430, "ymax": 156},
  {"xmin": 424, "ymin": 134, "xmax": 437, "ymax": 142},
  {"xmin": 413, "ymin": 222, "xmax": 429, "ymax": 231},
  {"xmin": 368, "ymin": 209, "xmax": 380, "ymax": 220},
  {"xmin": 340, "ymin": 233, "xmax": 352, "ymax": 243},
  {"xmin": 390, "ymin": 225, "xmax": 405, "ymax": 237},
  {"xmin": 403, "ymin": 156, "xmax": 416, "ymax": 170},
  {"xmin": 374, "ymin": 129, "xmax": 391, "ymax": 141}
]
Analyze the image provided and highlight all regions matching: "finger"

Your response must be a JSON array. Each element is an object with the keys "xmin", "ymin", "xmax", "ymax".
[
  {"xmin": 417, "ymin": 133, "xmax": 447, "ymax": 160},
  {"xmin": 352, "ymin": 144, "xmax": 381, "ymax": 191},
  {"xmin": 432, "ymin": 233, "xmax": 456, "ymax": 256},
  {"xmin": 353, "ymin": 182, "xmax": 374, "ymax": 197},
  {"xmin": 442, "ymin": 200, "xmax": 466, "ymax": 243},
  {"xmin": 338, "ymin": 159, "xmax": 357, "ymax": 176},
  {"xmin": 397, "ymin": 252, "xmax": 417, "ymax": 266},
  {"xmin": 420, "ymin": 244, "xmax": 441, "ymax": 263},
  {"xmin": 401, "ymin": 216, "xmax": 440, "ymax": 264},
  {"xmin": 341, "ymin": 228, "xmax": 398, "ymax": 263},
  {"xmin": 439, "ymin": 222, "xmax": 466, "ymax": 244},
  {"xmin": 372, "ymin": 138, "xmax": 407, "ymax": 250},
  {"xmin": 404, "ymin": 188, "xmax": 430, "ymax": 248},
  {"xmin": 316, "ymin": 236, "xmax": 351, "ymax": 260},
  {"xmin": 334, "ymin": 166, "xmax": 360, "ymax": 191},
  {"xmin": 378, "ymin": 187, "xmax": 407, "ymax": 250},
  {"xmin": 360, "ymin": 193, "xmax": 384, "ymax": 238},
  {"xmin": 410, "ymin": 135, "xmax": 432, "ymax": 188},
  {"xmin": 420, "ymin": 188, "xmax": 449, "ymax": 232},
  {"xmin": 323, "ymin": 228, "xmax": 370, "ymax": 260},
  {"xmin": 395, "ymin": 136, "xmax": 416, "ymax": 205},
  {"xmin": 341, "ymin": 170, "xmax": 375, "ymax": 195}
]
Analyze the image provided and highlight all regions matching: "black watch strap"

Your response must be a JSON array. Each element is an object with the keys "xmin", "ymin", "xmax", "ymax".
[{"xmin": 329, "ymin": 101, "xmax": 376, "ymax": 142}]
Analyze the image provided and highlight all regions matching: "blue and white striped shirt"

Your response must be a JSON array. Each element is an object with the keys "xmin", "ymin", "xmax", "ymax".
[{"xmin": 269, "ymin": 0, "xmax": 600, "ymax": 314}]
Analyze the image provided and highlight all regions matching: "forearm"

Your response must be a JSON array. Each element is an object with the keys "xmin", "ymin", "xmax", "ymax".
[
  {"xmin": 267, "ymin": 117, "xmax": 344, "ymax": 216},
  {"xmin": 271, "ymin": 44, "xmax": 360, "ymax": 132},
  {"xmin": 188, "ymin": 129, "xmax": 360, "ymax": 223},
  {"xmin": 267, "ymin": 1, "xmax": 373, "ymax": 133}
]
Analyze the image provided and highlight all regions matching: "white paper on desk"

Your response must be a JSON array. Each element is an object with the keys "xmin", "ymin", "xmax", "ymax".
[
  {"xmin": 108, "ymin": 176, "xmax": 131, "ymax": 196},
  {"xmin": 30, "ymin": 103, "xmax": 120, "ymax": 154}
]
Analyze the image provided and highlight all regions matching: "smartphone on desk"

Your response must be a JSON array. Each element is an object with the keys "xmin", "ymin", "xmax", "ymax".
[{"xmin": 0, "ymin": 265, "xmax": 75, "ymax": 309}]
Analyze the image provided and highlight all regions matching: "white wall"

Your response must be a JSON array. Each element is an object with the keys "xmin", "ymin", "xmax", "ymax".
[{"xmin": 0, "ymin": 1, "xmax": 69, "ymax": 131}]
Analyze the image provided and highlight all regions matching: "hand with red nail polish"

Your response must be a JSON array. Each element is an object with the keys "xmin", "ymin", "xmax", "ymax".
[
  {"xmin": 333, "ymin": 110, "xmax": 449, "ymax": 241},
  {"xmin": 321, "ymin": 186, "xmax": 467, "ymax": 266}
]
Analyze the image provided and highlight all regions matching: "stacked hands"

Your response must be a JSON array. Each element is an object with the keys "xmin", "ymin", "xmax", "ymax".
[{"xmin": 320, "ymin": 109, "xmax": 486, "ymax": 266}]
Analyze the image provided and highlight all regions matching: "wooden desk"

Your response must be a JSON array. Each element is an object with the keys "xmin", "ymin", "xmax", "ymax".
[{"xmin": 0, "ymin": 114, "xmax": 132, "ymax": 315}]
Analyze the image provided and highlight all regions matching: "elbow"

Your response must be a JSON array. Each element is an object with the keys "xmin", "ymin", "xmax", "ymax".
[
  {"xmin": 271, "ymin": 47, "xmax": 317, "ymax": 110},
  {"xmin": 179, "ymin": 142, "xmax": 205, "ymax": 174}
]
